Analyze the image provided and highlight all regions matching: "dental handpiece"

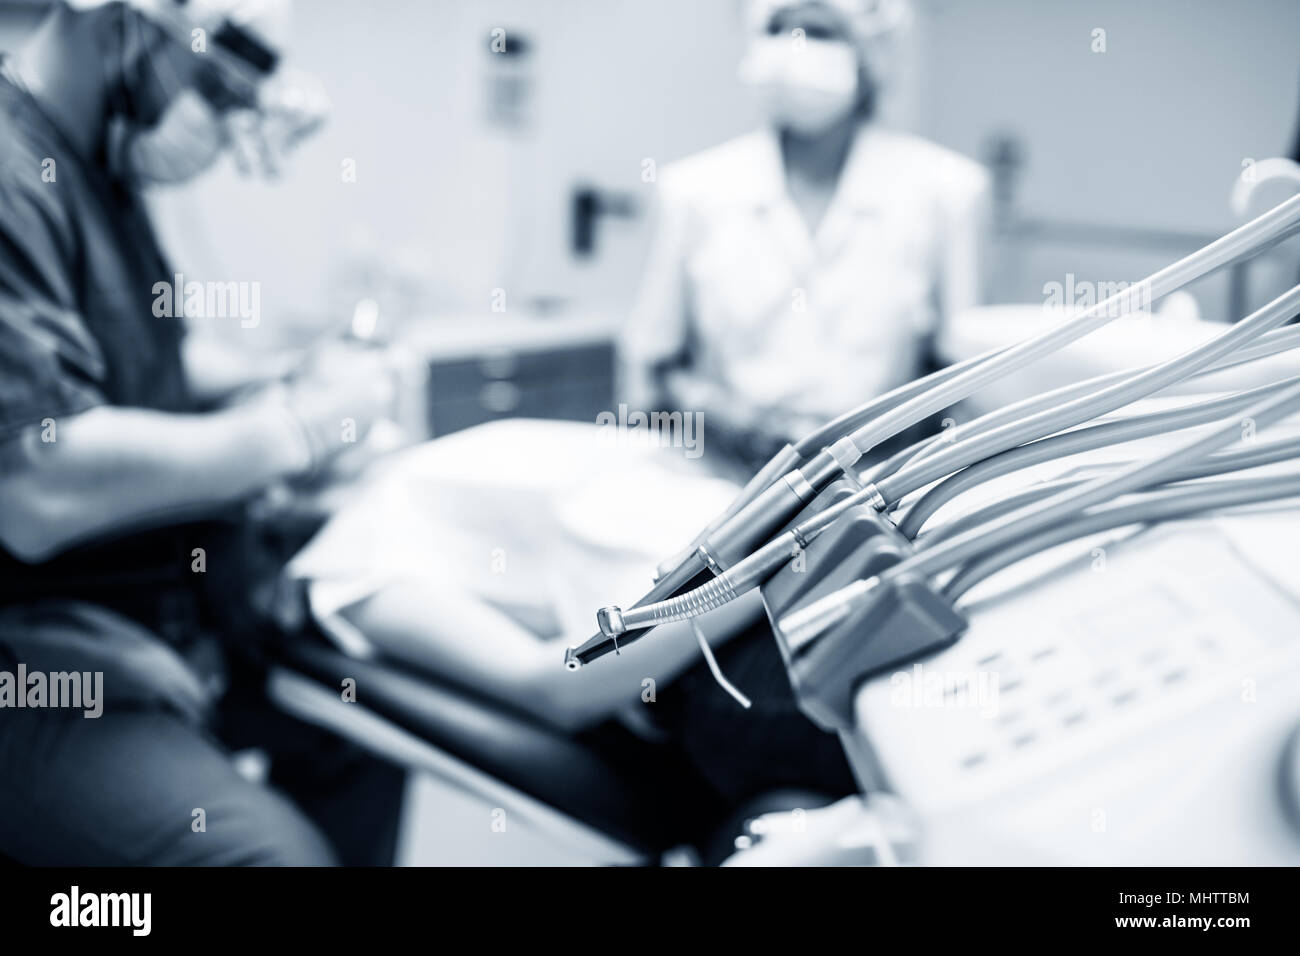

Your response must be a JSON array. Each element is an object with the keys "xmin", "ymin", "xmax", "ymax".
[
  {"xmin": 565, "ymin": 551, "xmax": 714, "ymax": 670},
  {"xmin": 591, "ymin": 482, "xmax": 887, "ymax": 640},
  {"xmin": 565, "ymin": 448, "xmax": 845, "ymax": 669}
]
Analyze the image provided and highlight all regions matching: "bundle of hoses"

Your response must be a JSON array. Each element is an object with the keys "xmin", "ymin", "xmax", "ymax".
[{"xmin": 568, "ymin": 192, "xmax": 1300, "ymax": 668}]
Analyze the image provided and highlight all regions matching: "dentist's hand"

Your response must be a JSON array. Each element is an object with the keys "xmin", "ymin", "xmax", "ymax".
[{"xmin": 278, "ymin": 343, "xmax": 400, "ymax": 472}]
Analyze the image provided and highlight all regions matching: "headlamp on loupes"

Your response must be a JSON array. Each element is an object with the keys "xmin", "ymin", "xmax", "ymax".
[{"xmin": 75, "ymin": 0, "xmax": 328, "ymax": 179}]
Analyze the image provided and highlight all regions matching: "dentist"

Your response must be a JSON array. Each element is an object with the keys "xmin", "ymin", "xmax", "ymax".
[{"xmin": 0, "ymin": 0, "xmax": 394, "ymax": 865}]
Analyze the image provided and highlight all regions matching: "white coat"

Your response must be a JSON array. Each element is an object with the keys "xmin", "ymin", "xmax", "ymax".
[{"xmin": 622, "ymin": 124, "xmax": 991, "ymax": 421}]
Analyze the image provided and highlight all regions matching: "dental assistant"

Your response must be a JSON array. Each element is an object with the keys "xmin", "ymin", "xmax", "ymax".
[{"xmin": 621, "ymin": 0, "xmax": 991, "ymax": 466}]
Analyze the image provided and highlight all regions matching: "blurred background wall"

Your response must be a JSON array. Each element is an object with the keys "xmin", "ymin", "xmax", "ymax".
[{"xmin": 2, "ymin": 0, "xmax": 1298, "ymax": 331}]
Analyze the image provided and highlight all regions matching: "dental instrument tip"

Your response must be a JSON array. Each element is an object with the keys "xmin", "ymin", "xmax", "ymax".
[{"xmin": 595, "ymin": 606, "xmax": 626, "ymax": 638}]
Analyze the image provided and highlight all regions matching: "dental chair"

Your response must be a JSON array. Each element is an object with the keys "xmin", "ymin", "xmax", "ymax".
[
  {"xmin": 255, "ymin": 415, "xmax": 860, "ymax": 865},
  {"xmin": 264, "ymin": 634, "xmax": 733, "ymax": 865}
]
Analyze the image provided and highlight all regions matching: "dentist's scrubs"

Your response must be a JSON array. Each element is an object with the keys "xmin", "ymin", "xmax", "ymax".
[
  {"xmin": 622, "ymin": 123, "xmax": 990, "ymax": 426},
  {"xmin": 0, "ymin": 61, "xmax": 340, "ymax": 866}
]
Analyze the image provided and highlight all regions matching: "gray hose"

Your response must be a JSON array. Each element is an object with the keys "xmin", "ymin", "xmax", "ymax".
[
  {"xmin": 879, "ymin": 283, "xmax": 1300, "ymax": 505},
  {"xmin": 892, "ymin": 378, "xmax": 1300, "ymax": 582},
  {"xmin": 861, "ymin": 432, "xmax": 946, "ymax": 484},
  {"xmin": 843, "ymin": 195, "xmax": 1300, "ymax": 461},
  {"xmin": 942, "ymin": 473, "xmax": 1300, "ymax": 601},
  {"xmin": 884, "ymin": 369, "xmax": 1136, "ymax": 480},
  {"xmin": 690, "ymin": 322, "xmax": 1300, "ymax": 568},
  {"xmin": 892, "ymin": 322, "xmax": 1300, "ymax": 484},
  {"xmin": 1220, "ymin": 323, "xmax": 1300, "ymax": 367},
  {"xmin": 796, "ymin": 345, "xmax": 1011, "ymax": 456},
  {"xmin": 922, "ymin": 434, "xmax": 1300, "ymax": 545},
  {"xmin": 899, "ymin": 375, "xmax": 1300, "ymax": 538}
]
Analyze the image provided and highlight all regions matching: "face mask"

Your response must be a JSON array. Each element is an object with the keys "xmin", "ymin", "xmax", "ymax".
[
  {"xmin": 739, "ymin": 36, "xmax": 860, "ymax": 136},
  {"xmin": 124, "ymin": 88, "xmax": 228, "ymax": 186}
]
